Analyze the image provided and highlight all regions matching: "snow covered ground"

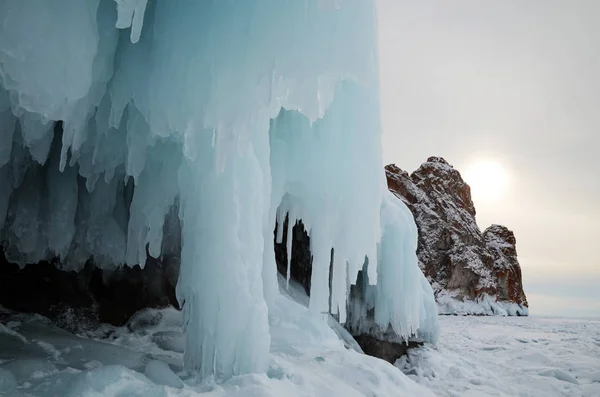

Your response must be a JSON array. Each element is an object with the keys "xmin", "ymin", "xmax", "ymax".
[
  {"xmin": 398, "ymin": 315, "xmax": 600, "ymax": 397},
  {"xmin": 1, "ymin": 295, "xmax": 599, "ymax": 397},
  {"xmin": 0, "ymin": 284, "xmax": 435, "ymax": 397}
]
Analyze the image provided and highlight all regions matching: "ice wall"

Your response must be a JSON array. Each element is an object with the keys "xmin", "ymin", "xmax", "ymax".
[{"xmin": 0, "ymin": 0, "xmax": 438, "ymax": 379}]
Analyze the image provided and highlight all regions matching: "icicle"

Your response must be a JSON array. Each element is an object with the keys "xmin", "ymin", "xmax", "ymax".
[{"xmin": 286, "ymin": 208, "xmax": 296, "ymax": 290}]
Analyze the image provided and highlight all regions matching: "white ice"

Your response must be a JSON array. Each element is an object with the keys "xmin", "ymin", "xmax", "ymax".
[
  {"xmin": 397, "ymin": 315, "xmax": 600, "ymax": 397},
  {"xmin": 2, "ymin": 303, "xmax": 598, "ymax": 397},
  {"xmin": 0, "ymin": 282, "xmax": 437, "ymax": 397},
  {"xmin": 436, "ymin": 290, "xmax": 529, "ymax": 316}
]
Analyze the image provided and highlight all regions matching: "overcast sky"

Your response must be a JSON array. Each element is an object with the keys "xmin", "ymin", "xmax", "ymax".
[{"xmin": 376, "ymin": 0, "xmax": 600, "ymax": 318}]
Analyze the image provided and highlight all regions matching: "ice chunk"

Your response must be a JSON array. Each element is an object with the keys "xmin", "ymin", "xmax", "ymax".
[
  {"xmin": 538, "ymin": 368, "xmax": 579, "ymax": 385},
  {"xmin": 0, "ymin": 359, "xmax": 57, "ymax": 382},
  {"xmin": 66, "ymin": 365, "xmax": 164, "ymax": 397},
  {"xmin": 144, "ymin": 360, "xmax": 183, "ymax": 389},
  {"xmin": 0, "ymin": 367, "xmax": 17, "ymax": 392}
]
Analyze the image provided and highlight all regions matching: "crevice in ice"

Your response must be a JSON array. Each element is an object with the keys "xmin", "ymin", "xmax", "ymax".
[{"xmin": 273, "ymin": 213, "xmax": 313, "ymax": 296}]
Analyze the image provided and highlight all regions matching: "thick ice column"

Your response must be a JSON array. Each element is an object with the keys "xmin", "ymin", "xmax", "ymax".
[{"xmin": 176, "ymin": 125, "xmax": 270, "ymax": 379}]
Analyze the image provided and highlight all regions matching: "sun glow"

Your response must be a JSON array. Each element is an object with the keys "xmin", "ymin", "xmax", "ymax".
[{"xmin": 462, "ymin": 159, "xmax": 510, "ymax": 204}]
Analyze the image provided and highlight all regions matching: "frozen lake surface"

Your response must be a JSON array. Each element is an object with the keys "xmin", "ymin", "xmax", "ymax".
[{"xmin": 399, "ymin": 315, "xmax": 600, "ymax": 397}]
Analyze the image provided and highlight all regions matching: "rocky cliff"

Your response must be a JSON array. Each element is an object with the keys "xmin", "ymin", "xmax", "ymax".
[{"xmin": 385, "ymin": 157, "xmax": 528, "ymax": 316}]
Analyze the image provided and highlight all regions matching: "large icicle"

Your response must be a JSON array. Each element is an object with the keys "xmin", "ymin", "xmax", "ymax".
[{"xmin": 176, "ymin": 123, "xmax": 270, "ymax": 378}]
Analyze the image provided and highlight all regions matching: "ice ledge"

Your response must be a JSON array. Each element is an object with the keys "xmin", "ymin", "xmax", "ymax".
[{"xmin": 437, "ymin": 293, "xmax": 529, "ymax": 317}]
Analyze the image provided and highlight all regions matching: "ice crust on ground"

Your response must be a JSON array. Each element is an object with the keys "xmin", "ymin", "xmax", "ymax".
[
  {"xmin": 397, "ymin": 315, "xmax": 600, "ymax": 397},
  {"xmin": 436, "ymin": 290, "xmax": 529, "ymax": 316},
  {"xmin": 0, "ymin": 0, "xmax": 438, "ymax": 379},
  {"xmin": 2, "ymin": 305, "xmax": 598, "ymax": 397},
  {"xmin": 0, "ymin": 291, "xmax": 437, "ymax": 397}
]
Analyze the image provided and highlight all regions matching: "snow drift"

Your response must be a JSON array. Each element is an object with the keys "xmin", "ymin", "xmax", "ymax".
[{"xmin": 0, "ymin": 0, "xmax": 438, "ymax": 380}]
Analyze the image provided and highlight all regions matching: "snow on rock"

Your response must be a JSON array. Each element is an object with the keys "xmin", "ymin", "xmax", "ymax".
[
  {"xmin": 0, "ymin": 0, "xmax": 439, "ymax": 380},
  {"xmin": 385, "ymin": 158, "xmax": 528, "ymax": 316}
]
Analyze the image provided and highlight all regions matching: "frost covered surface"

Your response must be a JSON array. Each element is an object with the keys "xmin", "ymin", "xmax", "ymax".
[
  {"xmin": 0, "ymin": 289, "xmax": 437, "ymax": 397},
  {"xmin": 2, "ymin": 307, "xmax": 598, "ymax": 397},
  {"xmin": 397, "ymin": 315, "xmax": 600, "ymax": 397},
  {"xmin": 0, "ymin": 0, "xmax": 439, "ymax": 380},
  {"xmin": 436, "ymin": 289, "xmax": 529, "ymax": 316}
]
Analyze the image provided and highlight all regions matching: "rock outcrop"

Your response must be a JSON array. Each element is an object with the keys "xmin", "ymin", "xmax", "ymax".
[{"xmin": 385, "ymin": 157, "xmax": 528, "ymax": 316}]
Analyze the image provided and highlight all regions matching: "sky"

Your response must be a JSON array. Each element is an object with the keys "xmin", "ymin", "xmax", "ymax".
[{"xmin": 376, "ymin": 0, "xmax": 600, "ymax": 318}]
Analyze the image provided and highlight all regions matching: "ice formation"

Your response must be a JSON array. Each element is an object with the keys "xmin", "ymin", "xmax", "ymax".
[{"xmin": 0, "ymin": 0, "xmax": 438, "ymax": 379}]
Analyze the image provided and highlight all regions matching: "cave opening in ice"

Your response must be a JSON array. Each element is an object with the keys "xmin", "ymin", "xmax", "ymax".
[{"xmin": 0, "ymin": 0, "xmax": 439, "ymax": 380}]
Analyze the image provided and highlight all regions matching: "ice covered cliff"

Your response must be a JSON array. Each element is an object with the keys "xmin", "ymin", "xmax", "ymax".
[
  {"xmin": 0, "ymin": 0, "xmax": 438, "ymax": 380},
  {"xmin": 385, "ymin": 158, "xmax": 528, "ymax": 316}
]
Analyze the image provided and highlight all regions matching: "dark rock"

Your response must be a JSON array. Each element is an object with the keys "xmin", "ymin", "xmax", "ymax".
[
  {"xmin": 0, "ymin": 248, "xmax": 179, "ymax": 329},
  {"xmin": 274, "ymin": 214, "xmax": 313, "ymax": 296},
  {"xmin": 353, "ymin": 335, "xmax": 421, "ymax": 364}
]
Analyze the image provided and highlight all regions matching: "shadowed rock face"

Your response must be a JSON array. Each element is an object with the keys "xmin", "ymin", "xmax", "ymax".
[
  {"xmin": 273, "ymin": 215, "xmax": 313, "ymax": 296},
  {"xmin": 0, "ymin": 249, "xmax": 180, "ymax": 330},
  {"xmin": 353, "ymin": 335, "xmax": 421, "ymax": 364},
  {"xmin": 385, "ymin": 157, "xmax": 528, "ymax": 312}
]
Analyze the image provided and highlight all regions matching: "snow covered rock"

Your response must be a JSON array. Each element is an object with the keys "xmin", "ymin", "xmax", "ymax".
[
  {"xmin": 385, "ymin": 157, "xmax": 528, "ymax": 315},
  {"xmin": 483, "ymin": 224, "xmax": 528, "ymax": 308}
]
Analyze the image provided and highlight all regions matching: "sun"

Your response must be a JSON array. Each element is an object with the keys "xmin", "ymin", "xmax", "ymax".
[{"xmin": 462, "ymin": 159, "xmax": 510, "ymax": 204}]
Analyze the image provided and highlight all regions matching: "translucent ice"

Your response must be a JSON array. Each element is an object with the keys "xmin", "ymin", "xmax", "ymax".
[{"xmin": 144, "ymin": 360, "xmax": 184, "ymax": 389}]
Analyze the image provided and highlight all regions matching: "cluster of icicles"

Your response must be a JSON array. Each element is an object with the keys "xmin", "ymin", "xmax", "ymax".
[{"xmin": 0, "ymin": 0, "xmax": 438, "ymax": 379}]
